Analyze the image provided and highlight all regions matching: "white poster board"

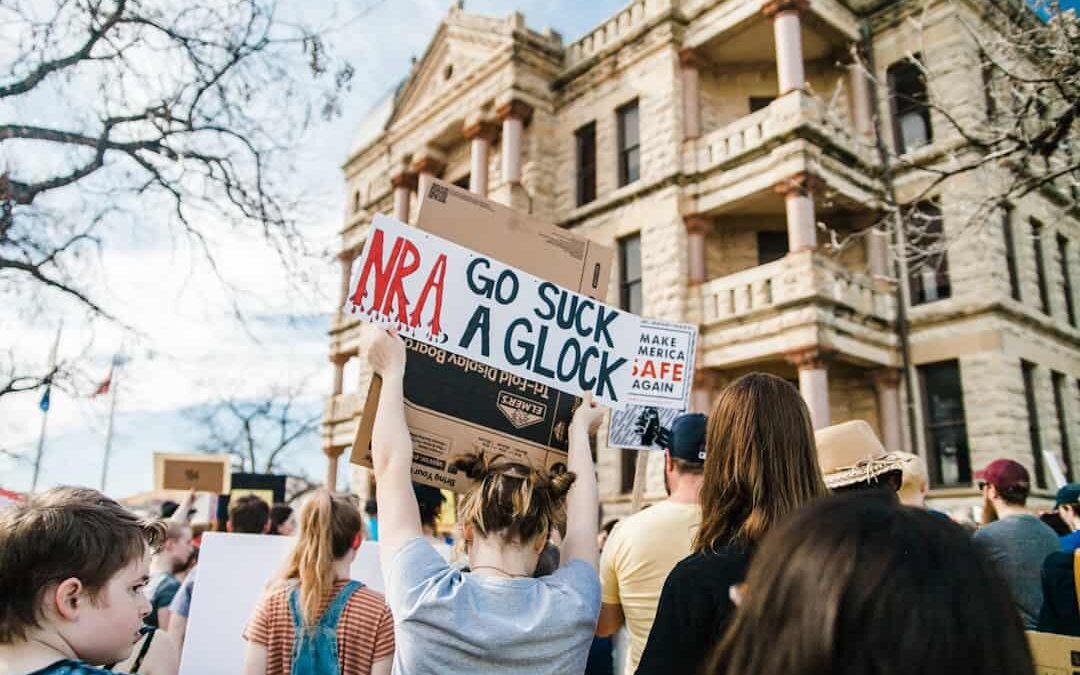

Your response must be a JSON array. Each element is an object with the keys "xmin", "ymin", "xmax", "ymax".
[
  {"xmin": 179, "ymin": 533, "xmax": 383, "ymax": 675},
  {"xmin": 346, "ymin": 214, "xmax": 641, "ymax": 408},
  {"xmin": 608, "ymin": 320, "xmax": 698, "ymax": 451}
]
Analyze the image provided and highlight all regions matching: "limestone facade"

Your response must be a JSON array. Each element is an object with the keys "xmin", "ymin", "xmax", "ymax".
[{"xmin": 325, "ymin": 0, "xmax": 1080, "ymax": 517}]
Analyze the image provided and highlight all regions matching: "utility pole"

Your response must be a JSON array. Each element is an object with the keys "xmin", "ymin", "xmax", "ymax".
[{"xmin": 31, "ymin": 324, "xmax": 63, "ymax": 492}]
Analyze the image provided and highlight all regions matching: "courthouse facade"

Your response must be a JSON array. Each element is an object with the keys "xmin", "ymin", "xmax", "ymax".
[{"xmin": 324, "ymin": 0, "xmax": 1080, "ymax": 516}]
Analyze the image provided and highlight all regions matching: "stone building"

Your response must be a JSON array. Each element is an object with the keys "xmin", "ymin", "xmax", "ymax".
[{"xmin": 323, "ymin": 0, "xmax": 1080, "ymax": 517}]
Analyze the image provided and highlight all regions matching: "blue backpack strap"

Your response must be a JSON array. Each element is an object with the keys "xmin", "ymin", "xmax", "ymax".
[
  {"xmin": 287, "ymin": 583, "xmax": 305, "ymax": 629},
  {"xmin": 319, "ymin": 580, "xmax": 362, "ymax": 629}
]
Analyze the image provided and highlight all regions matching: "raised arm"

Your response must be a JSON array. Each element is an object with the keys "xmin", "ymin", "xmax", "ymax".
[
  {"xmin": 366, "ymin": 328, "xmax": 423, "ymax": 572},
  {"xmin": 561, "ymin": 393, "xmax": 604, "ymax": 569},
  {"xmin": 168, "ymin": 488, "xmax": 196, "ymax": 525}
]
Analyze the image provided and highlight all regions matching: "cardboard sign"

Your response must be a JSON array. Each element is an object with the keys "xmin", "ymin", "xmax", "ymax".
[
  {"xmin": 1026, "ymin": 630, "xmax": 1080, "ymax": 674},
  {"xmin": 608, "ymin": 320, "xmax": 698, "ymax": 451},
  {"xmin": 346, "ymin": 214, "xmax": 640, "ymax": 407},
  {"xmin": 153, "ymin": 453, "xmax": 232, "ymax": 493},
  {"xmin": 351, "ymin": 179, "xmax": 615, "ymax": 492},
  {"xmin": 178, "ymin": 533, "xmax": 382, "ymax": 675}
]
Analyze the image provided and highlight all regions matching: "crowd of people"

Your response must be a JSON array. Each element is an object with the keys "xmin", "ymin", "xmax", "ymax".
[{"xmin": 0, "ymin": 326, "xmax": 1073, "ymax": 675}]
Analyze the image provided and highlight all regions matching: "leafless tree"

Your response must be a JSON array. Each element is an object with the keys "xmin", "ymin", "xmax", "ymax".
[
  {"xmin": 187, "ymin": 384, "xmax": 321, "ymax": 480},
  {"xmin": 0, "ymin": 0, "xmax": 354, "ymax": 394}
]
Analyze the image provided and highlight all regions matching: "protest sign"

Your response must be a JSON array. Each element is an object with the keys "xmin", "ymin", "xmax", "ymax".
[
  {"xmin": 154, "ymin": 453, "xmax": 232, "ymax": 493},
  {"xmin": 608, "ymin": 320, "xmax": 698, "ymax": 451},
  {"xmin": 1026, "ymin": 631, "xmax": 1080, "ymax": 674},
  {"xmin": 351, "ymin": 179, "xmax": 616, "ymax": 492},
  {"xmin": 178, "ymin": 532, "xmax": 382, "ymax": 675},
  {"xmin": 346, "ymin": 214, "xmax": 640, "ymax": 407}
]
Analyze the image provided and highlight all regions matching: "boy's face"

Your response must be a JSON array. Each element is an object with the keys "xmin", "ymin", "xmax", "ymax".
[{"xmin": 58, "ymin": 550, "xmax": 153, "ymax": 665}]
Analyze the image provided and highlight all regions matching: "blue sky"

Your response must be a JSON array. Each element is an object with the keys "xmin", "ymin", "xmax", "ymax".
[{"xmin": 0, "ymin": 0, "xmax": 629, "ymax": 498}]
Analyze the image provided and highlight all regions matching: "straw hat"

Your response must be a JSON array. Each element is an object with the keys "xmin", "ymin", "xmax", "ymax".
[{"xmin": 815, "ymin": 420, "xmax": 909, "ymax": 490}]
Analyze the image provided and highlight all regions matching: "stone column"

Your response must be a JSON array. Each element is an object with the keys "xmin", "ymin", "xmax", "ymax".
[
  {"xmin": 872, "ymin": 368, "xmax": 903, "ymax": 453},
  {"xmin": 848, "ymin": 56, "xmax": 874, "ymax": 137},
  {"xmin": 325, "ymin": 447, "xmax": 344, "ymax": 491},
  {"xmin": 391, "ymin": 171, "xmax": 417, "ymax": 222},
  {"xmin": 775, "ymin": 172, "xmax": 819, "ymax": 252},
  {"xmin": 787, "ymin": 348, "xmax": 831, "ymax": 429},
  {"xmin": 684, "ymin": 214, "xmax": 710, "ymax": 284},
  {"xmin": 497, "ymin": 100, "xmax": 533, "ymax": 185},
  {"xmin": 866, "ymin": 228, "xmax": 891, "ymax": 280},
  {"xmin": 464, "ymin": 121, "xmax": 498, "ymax": 197},
  {"xmin": 763, "ymin": 0, "xmax": 809, "ymax": 95},
  {"xmin": 679, "ymin": 48, "xmax": 702, "ymax": 140},
  {"xmin": 331, "ymin": 354, "xmax": 346, "ymax": 396}
]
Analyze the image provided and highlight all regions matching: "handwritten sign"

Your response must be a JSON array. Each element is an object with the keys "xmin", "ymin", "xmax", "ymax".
[
  {"xmin": 608, "ymin": 320, "xmax": 698, "ymax": 451},
  {"xmin": 346, "ymin": 214, "xmax": 641, "ymax": 407}
]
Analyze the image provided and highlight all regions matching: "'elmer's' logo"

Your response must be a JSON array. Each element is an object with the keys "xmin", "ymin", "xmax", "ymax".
[{"xmin": 496, "ymin": 391, "xmax": 546, "ymax": 429}]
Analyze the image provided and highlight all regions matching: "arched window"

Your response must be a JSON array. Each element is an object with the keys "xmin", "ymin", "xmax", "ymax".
[
  {"xmin": 352, "ymin": 188, "xmax": 362, "ymax": 214},
  {"xmin": 887, "ymin": 56, "xmax": 933, "ymax": 154}
]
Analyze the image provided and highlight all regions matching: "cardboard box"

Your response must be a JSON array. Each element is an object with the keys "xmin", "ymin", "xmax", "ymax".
[
  {"xmin": 1027, "ymin": 631, "xmax": 1080, "ymax": 675},
  {"xmin": 153, "ymin": 453, "xmax": 232, "ymax": 493},
  {"xmin": 351, "ymin": 179, "xmax": 614, "ymax": 491}
]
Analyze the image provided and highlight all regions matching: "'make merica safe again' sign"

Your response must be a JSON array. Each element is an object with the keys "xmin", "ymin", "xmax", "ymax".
[{"xmin": 346, "ymin": 215, "xmax": 641, "ymax": 408}]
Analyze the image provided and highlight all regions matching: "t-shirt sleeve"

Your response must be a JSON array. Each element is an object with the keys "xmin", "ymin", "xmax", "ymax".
[
  {"xmin": 168, "ymin": 575, "xmax": 195, "ymax": 618},
  {"xmin": 549, "ymin": 559, "xmax": 602, "ymax": 620},
  {"xmin": 153, "ymin": 577, "xmax": 181, "ymax": 613},
  {"xmin": 386, "ymin": 537, "xmax": 453, "ymax": 620},
  {"xmin": 242, "ymin": 590, "xmax": 274, "ymax": 645},
  {"xmin": 372, "ymin": 602, "xmax": 396, "ymax": 662},
  {"xmin": 598, "ymin": 528, "xmax": 622, "ymax": 606}
]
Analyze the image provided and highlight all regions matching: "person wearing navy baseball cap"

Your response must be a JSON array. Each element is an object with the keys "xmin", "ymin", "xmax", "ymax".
[
  {"xmin": 973, "ymin": 458, "xmax": 1059, "ymax": 629},
  {"xmin": 595, "ymin": 413, "xmax": 706, "ymax": 673}
]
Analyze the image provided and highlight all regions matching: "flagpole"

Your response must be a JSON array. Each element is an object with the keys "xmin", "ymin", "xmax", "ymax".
[
  {"xmin": 100, "ymin": 364, "xmax": 120, "ymax": 493},
  {"xmin": 30, "ymin": 324, "xmax": 63, "ymax": 492}
]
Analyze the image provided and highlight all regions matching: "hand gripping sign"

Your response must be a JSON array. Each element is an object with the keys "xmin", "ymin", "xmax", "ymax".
[{"xmin": 346, "ymin": 215, "xmax": 641, "ymax": 408}]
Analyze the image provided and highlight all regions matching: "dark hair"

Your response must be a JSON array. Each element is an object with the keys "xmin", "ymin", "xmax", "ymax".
[
  {"xmin": 602, "ymin": 519, "xmax": 619, "ymax": 536},
  {"xmin": 0, "ymin": 487, "xmax": 166, "ymax": 642},
  {"xmin": 269, "ymin": 503, "xmax": 293, "ymax": 535},
  {"xmin": 696, "ymin": 373, "xmax": 828, "ymax": 552},
  {"xmin": 413, "ymin": 484, "xmax": 445, "ymax": 528},
  {"xmin": 453, "ymin": 453, "xmax": 575, "ymax": 546},
  {"xmin": 670, "ymin": 457, "xmax": 704, "ymax": 475},
  {"xmin": 228, "ymin": 494, "xmax": 270, "ymax": 534},
  {"xmin": 707, "ymin": 492, "xmax": 1034, "ymax": 675},
  {"xmin": 998, "ymin": 484, "xmax": 1030, "ymax": 506}
]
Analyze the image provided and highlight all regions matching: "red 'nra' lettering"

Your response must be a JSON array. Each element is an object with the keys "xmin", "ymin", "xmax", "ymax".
[{"xmin": 353, "ymin": 229, "xmax": 447, "ymax": 338}]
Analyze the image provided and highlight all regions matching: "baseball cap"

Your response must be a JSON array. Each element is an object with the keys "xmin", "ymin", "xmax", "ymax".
[
  {"xmin": 975, "ymin": 459, "xmax": 1030, "ymax": 493},
  {"xmin": 1055, "ymin": 484, "xmax": 1080, "ymax": 508},
  {"xmin": 664, "ymin": 413, "xmax": 707, "ymax": 463}
]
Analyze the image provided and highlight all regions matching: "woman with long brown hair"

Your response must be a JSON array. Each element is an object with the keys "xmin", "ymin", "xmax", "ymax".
[
  {"xmin": 636, "ymin": 373, "xmax": 828, "ymax": 675},
  {"xmin": 242, "ymin": 490, "xmax": 394, "ymax": 675}
]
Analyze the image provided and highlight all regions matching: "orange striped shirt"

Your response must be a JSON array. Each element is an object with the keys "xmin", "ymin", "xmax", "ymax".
[{"xmin": 243, "ymin": 579, "xmax": 394, "ymax": 675}]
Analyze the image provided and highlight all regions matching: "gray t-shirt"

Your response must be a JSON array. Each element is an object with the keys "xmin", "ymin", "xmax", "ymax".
[
  {"xmin": 386, "ymin": 536, "xmax": 601, "ymax": 675},
  {"xmin": 974, "ymin": 513, "xmax": 1059, "ymax": 629}
]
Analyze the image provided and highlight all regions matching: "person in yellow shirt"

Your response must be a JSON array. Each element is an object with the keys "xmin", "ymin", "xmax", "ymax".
[{"xmin": 596, "ymin": 413, "xmax": 705, "ymax": 673}]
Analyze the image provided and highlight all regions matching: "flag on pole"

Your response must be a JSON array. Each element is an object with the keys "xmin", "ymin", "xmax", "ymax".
[
  {"xmin": 38, "ymin": 385, "xmax": 51, "ymax": 412},
  {"xmin": 93, "ymin": 367, "xmax": 113, "ymax": 397}
]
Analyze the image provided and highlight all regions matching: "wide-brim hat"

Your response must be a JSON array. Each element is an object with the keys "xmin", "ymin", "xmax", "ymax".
[{"xmin": 816, "ymin": 420, "xmax": 909, "ymax": 490}]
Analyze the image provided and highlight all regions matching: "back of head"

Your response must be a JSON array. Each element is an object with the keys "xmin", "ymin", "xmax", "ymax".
[
  {"xmin": 269, "ymin": 503, "xmax": 294, "ymax": 535},
  {"xmin": 281, "ymin": 489, "xmax": 364, "ymax": 625},
  {"xmin": 0, "ymin": 487, "xmax": 165, "ymax": 643},
  {"xmin": 696, "ymin": 373, "xmax": 828, "ymax": 552},
  {"xmin": 413, "ymin": 483, "xmax": 446, "ymax": 530},
  {"xmin": 229, "ymin": 494, "xmax": 270, "ymax": 534},
  {"xmin": 709, "ymin": 492, "xmax": 1034, "ymax": 675},
  {"xmin": 453, "ymin": 453, "xmax": 576, "ymax": 547},
  {"xmin": 895, "ymin": 452, "xmax": 928, "ymax": 506}
]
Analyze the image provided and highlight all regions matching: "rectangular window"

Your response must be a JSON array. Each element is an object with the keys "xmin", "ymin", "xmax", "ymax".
[
  {"xmin": 1053, "ymin": 371, "xmax": 1074, "ymax": 483},
  {"xmin": 1003, "ymin": 207, "xmax": 1021, "ymax": 301},
  {"xmin": 575, "ymin": 122, "xmax": 597, "ymax": 207},
  {"xmin": 757, "ymin": 231, "xmax": 789, "ymax": 265},
  {"xmin": 907, "ymin": 201, "xmax": 951, "ymax": 305},
  {"xmin": 619, "ymin": 234, "xmax": 643, "ymax": 316},
  {"xmin": 749, "ymin": 96, "xmax": 776, "ymax": 113},
  {"xmin": 1022, "ymin": 360, "xmax": 1047, "ymax": 489},
  {"xmin": 1058, "ymin": 234, "xmax": 1076, "ymax": 326},
  {"xmin": 1032, "ymin": 219, "xmax": 1050, "ymax": 314},
  {"xmin": 887, "ymin": 55, "xmax": 933, "ymax": 154},
  {"xmin": 918, "ymin": 360, "xmax": 971, "ymax": 487},
  {"xmin": 617, "ymin": 100, "xmax": 640, "ymax": 187}
]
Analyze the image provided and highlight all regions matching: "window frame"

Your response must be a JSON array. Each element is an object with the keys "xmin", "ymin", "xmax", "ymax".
[
  {"xmin": 887, "ymin": 55, "xmax": 934, "ymax": 155},
  {"xmin": 918, "ymin": 360, "xmax": 972, "ymax": 488},
  {"xmin": 1002, "ymin": 206, "xmax": 1021, "ymax": 301},
  {"xmin": 1021, "ymin": 360, "xmax": 1047, "ymax": 489},
  {"xmin": 616, "ymin": 99, "xmax": 641, "ymax": 188},
  {"xmin": 1031, "ymin": 218, "xmax": 1051, "ymax": 315},
  {"xmin": 906, "ymin": 200, "xmax": 951, "ymax": 305},
  {"xmin": 1058, "ymin": 233, "xmax": 1076, "ymax": 326},
  {"xmin": 1052, "ymin": 371, "xmax": 1074, "ymax": 483},
  {"xmin": 575, "ymin": 121, "xmax": 597, "ymax": 207}
]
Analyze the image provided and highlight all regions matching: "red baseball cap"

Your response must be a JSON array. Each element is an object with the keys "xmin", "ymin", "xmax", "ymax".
[{"xmin": 975, "ymin": 459, "xmax": 1030, "ymax": 492}]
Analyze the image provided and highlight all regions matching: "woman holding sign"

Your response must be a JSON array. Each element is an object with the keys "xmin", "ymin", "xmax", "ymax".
[{"xmin": 366, "ymin": 327, "xmax": 603, "ymax": 675}]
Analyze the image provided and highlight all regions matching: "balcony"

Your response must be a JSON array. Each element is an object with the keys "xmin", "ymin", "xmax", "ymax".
[
  {"xmin": 701, "ymin": 250, "xmax": 894, "ymax": 325},
  {"xmin": 687, "ymin": 91, "xmax": 878, "ymax": 176},
  {"xmin": 697, "ymin": 251, "xmax": 898, "ymax": 368}
]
